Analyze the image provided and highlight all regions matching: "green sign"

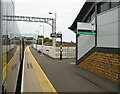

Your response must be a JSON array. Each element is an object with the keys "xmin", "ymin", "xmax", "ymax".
[{"xmin": 77, "ymin": 31, "xmax": 96, "ymax": 35}]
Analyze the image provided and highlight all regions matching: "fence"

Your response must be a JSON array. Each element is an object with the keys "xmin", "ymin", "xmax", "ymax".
[{"xmin": 32, "ymin": 44, "xmax": 76, "ymax": 59}]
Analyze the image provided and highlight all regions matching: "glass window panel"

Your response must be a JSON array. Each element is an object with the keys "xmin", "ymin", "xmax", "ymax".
[
  {"xmin": 101, "ymin": 2, "xmax": 110, "ymax": 12},
  {"xmin": 97, "ymin": 2, "xmax": 110, "ymax": 14}
]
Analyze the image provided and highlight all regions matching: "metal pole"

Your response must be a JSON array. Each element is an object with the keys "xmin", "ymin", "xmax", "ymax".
[
  {"xmin": 36, "ymin": 34, "xmax": 37, "ymax": 50},
  {"xmin": 76, "ymin": 32, "xmax": 78, "ymax": 65},
  {"xmin": 55, "ymin": 13, "xmax": 56, "ymax": 33},
  {"xmin": 42, "ymin": 25, "xmax": 44, "ymax": 46},
  {"xmin": 52, "ymin": 19, "xmax": 56, "ymax": 47},
  {"xmin": 40, "ymin": 25, "xmax": 44, "ymax": 54},
  {"xmin": 36, "ymin": 31, "xmax": 38, "ymax": 50},
  {"xmin": 38, "ymin": 31, "xmax": 39, "ymax": 51},
  {"xmin": 95, "ymin": 3, "xmax": 97, "ymax": 47},
  {"xmin": 49, "ymin": 12, "xmax": 56, "ymax": 58},
  {"xmin": 42, "ymin": 38, "xmax": 43, "ymax": 55},
  {"xmin": 50, "ymin": 12, "xmax": 56, "ymax": 47},
  {"xmin": 42, "ymin": 26, "xmax": 44, "ymax": 55},
  {"xmin": 54, "ymin": 13, "xmax": 56, "ymax": 47},
  {"xmin": 60, "ymin": 34, "xmax": 62, "ymax": 60}
]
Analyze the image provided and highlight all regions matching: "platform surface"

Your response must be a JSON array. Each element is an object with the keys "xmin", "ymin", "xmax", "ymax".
[
  {"xmin": 21, "ymin": 46, "xmax": 56, "ymax": 93},
  {"xmin": 21, "ymin": 46, "xmax": 119, "ymax": 93}
]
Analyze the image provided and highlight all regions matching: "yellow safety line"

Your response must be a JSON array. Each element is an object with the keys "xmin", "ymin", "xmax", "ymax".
[{"xmin": 27, "ymin": 46, "xmax": 57, "ymax": 93}]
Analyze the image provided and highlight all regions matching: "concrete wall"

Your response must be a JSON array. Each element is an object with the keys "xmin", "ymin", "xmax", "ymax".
[{"xmin": 97, "ymin": 7, "xmax": 119, "ymax": 48}]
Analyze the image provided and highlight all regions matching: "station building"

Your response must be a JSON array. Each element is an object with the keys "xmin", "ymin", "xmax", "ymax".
[{"xmin": 69, "ymin": 1, "xmax": 120, "ymax": 82}]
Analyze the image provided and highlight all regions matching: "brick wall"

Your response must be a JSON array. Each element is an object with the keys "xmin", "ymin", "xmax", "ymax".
[{"xmin": 79, "ymin": 52, "xmax": 120, "ymax": 82}]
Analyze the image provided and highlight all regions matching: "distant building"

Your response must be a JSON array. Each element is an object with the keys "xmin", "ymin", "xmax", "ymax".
[{"xmin": 69, "ymin": 1, "xmax": 120, "ymax": 82}]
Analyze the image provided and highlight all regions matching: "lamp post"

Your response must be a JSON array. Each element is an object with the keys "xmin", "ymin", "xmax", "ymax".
[
  {"xmin": 49, "ymin": 12, "xmax": 56, "ymax": 30},
  {"xmin": 49, "ymin": 12, "xmax": 56, "ymax": 47}
]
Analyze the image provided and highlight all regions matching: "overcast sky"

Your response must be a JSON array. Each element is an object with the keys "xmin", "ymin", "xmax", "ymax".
[{"xmin": 14, "ymin": 0, "xmax": 86, "ymax": 42}]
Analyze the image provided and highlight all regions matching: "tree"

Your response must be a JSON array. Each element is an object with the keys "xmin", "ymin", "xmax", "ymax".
[{"xmin": 44, "ymin": 37, "xmax": 49, "ymax": 43}]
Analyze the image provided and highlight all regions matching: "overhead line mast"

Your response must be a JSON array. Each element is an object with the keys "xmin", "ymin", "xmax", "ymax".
[{"xmin": 3, "ymin": 15, "xmax": 56, "ymax": 47}]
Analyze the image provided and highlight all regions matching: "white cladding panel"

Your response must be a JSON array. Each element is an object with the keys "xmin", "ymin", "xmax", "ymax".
[
  {"xmin": 118, "ymin": 7, "xmax": 120, "ymax": 48},
  {"xmin": 77, "ymin": 18, "xmax": 95, "ymax": 60},
  {"xmin": 97, "ymin": 35, "xmax": 119, "ymax": 48},
  {"xmin": 78, "ymin": 35, "xmax": 95, "ymax": 60},
  {"xmin": 97, "ymin": 22, "xmax": 118, "ymax": 36},
  {"xmin": 97, "ymin": 7, "xmax": 118, "ymax": 26},
  {"xmin": 97, "ymin": 7, "xmax": 119, "ymax": 48},
  {"xmin": 77, "ymin": 22, "xmax": 95, "ymax": 31}
]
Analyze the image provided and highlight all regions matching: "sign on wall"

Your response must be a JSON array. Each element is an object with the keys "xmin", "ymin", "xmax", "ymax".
[{"xmin": 77, "ymin": 22, "xmax": 96, "ymax": 35}]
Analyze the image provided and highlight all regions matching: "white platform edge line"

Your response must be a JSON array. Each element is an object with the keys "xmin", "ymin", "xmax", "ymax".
[{"xmin": 21, "ymin": 49, "xmax": 26, "ymax": 93}]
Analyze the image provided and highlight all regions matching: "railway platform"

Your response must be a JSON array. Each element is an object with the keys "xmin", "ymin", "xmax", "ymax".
[
  {"xmin": 21, "ymin": 46, "xmax": 56, "ymax": 93},
  {"xmin": 21, "ymin": 45, "xmax": 119, "ymax": 93}
]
